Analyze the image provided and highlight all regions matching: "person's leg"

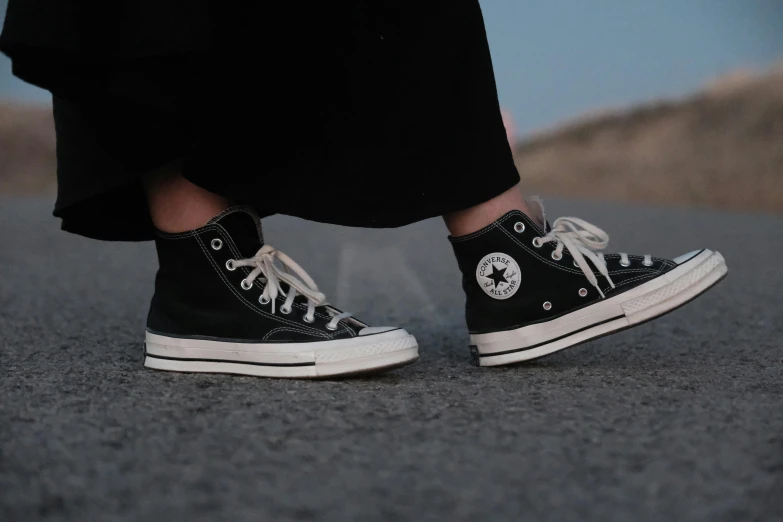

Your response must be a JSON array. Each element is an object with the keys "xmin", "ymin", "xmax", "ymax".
[
  {"xmin": 443, "ymin": 183, "xmax": 533, "ymax": 237},
  {"xmin": 142, "ymin": 163, "xmax": 231, "ymax": 233}
]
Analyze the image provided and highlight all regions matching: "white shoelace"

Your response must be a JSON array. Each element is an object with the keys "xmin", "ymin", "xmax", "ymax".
[
  {"xmin": 533, "ymin": 217, "xmax": 651, "ymax": 298},
  {"xmin": 232, "ymin": 245, "xmax": 351, "ymax": 329}
]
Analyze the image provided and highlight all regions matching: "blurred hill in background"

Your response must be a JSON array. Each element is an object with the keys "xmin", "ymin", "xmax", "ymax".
[
  {"xmin": 0, "ymin": 102, "xmax": 55, "ymax": 195},
  {"xmin": 514, "ymin": 65, "xmax": 783, "ymax": 213},
  {"xmin": 1, "ymin": 65, "xmax": 782, "ymax": 211}
]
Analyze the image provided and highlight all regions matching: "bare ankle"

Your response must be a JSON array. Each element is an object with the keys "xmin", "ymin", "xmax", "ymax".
[
  {"xmin": 142, "ymin": 162, "xmax": 231, "ymax": 233},
  {"xmin": 443, "ymin": 183, "xmax": 533, "ymax": 236}
]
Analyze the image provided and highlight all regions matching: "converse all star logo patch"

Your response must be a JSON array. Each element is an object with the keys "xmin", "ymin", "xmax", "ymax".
[{"xmin": 476, "ymin": 252, "xmax": 521, "ymax": 300}]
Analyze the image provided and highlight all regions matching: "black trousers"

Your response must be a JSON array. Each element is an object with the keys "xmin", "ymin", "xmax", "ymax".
[{"xmin": 1, "ymin": 1, "xmax": 520, "ymax": 240}]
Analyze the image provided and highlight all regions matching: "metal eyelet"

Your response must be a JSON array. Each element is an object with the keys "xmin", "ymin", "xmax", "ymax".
[
  {"xmin": 325, "ymin": 323, "xmax": 338, "ymax": 331},
  {"xmin": 551, "ymin": 251, "xmax": 562, "ymax": 261},
  {"xmin": 303, "ymin": 315, "xmax": 315, "ymax": 324},
  {"xmin": 573, "ymin": 260, "xmax": 579, "ymax": 268},
  {"xmin": 226, "ymin": 259, "xmax": 236, "ymax": 271},
  {"xmin": 532, "ymin": 238, "xmax": 543, "ymax": 248},
  {"xmin": 210, "ymin": 238, "xmax": 223, "ymax": 250},
  {"xmin": 279, "ymin": 306, "xmax": 291, "ymax": 314},
  {"xmin": 259, "ymin": 295, "xmax": 270, "ymax": 305},
  {"xmin": 619, "ymin": 259, "xmax": 631, "ymax": 267},
  {"xmin": 579, "ymin": 288, "xmax": 588, "ymax": 297},
  {"xmin": 240, "ymin": 279, "xmax": 253, "ymax": 290},
  {"xmin": 543, "ymin": 301, "xmax": 552, "ymax": 311},
  {"xmin": 643, "ymin": 259, "xmax": 654, "ymax": 267},
  {"xmin": 513, "ymin": 222, "xmax": 525, "ymax": 233}
]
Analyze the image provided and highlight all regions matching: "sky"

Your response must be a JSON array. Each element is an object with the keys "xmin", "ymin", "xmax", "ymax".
[{"xmin": 1, "ymin": 0, "xmax": 782, "ymax": 135}]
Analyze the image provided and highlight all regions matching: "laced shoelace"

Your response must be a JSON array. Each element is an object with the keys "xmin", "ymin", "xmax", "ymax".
[
  {"xmin": 232, "ymin": 245, "xmax": 352, "ymax": 329},
  {"xmin": 532, "ymin": 217, "xmax": 651, "ymax": 298}
]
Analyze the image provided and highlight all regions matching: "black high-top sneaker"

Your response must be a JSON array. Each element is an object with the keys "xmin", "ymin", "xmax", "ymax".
[
  {"xmin": 144, "ymin": 206, "xmax": 419, "ymax": 378},
  {"xmin": 449, "ymin": 199, "xmax": 727, "ymax": 366}
]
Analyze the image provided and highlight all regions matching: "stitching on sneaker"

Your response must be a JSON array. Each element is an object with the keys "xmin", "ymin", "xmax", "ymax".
[
  {"xmin": 449, "ymin": 211, "xmax": 535, "ymax": 243},
  {"xmin": 214, "ymin": 223, "xmax": 339, "ymax": 323},
  {"xmin": 498, "ymin": 225, "xmax": 585, "ymax": 274},
  {"xmin": 486, "ymin": 225, "xmax": 663, "ymax": 279},
  {"xmin": 157, "ymin": 224, "xmax": 378, "ymax": 340},
  {"xmin": 214, "ymin": 229, "xmax": 330, "ymax": 332},
  {"xmin": 194, "ymin": 231, "xmax": 330, "ymax": 338},
  {"xmin": 262, "ymin": 325, "xmax": 353, "ymax": 341},
  {"xmin": 206, "ymin": 206, "xmax": 264, "ymax": 244},
  {"xmin": 602, "ymin": 272, "xmax": 659, "ymax": 293},
  {"xmin": 290, "ymin": 300, "xmax": 332, "ymax": 321},
  {"xmin": 262, "ymin": 326, "xmax": 327, "ymax": 341},
  {"xmin": 450, "ymin": 220, "xmax": 501, "ymax": 242}
]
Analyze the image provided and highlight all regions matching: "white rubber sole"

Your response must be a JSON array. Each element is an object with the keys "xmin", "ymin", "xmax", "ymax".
[
  {"xmin": 144, "ymin": 328, "xmax": 419, "ymax": 379},
  {"xmin": 471, "ymin": 249, "xmax": 727, "ymax": 366}
]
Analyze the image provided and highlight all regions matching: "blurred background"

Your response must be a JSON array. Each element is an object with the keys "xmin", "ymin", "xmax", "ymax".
[{"xmin": 1, "ymin": 0, "xmax": 782, "ymax": 211}]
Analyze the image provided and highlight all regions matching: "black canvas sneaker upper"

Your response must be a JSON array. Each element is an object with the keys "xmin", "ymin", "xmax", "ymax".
[
  {"xmin": 147, "ymin": 206, "xmax": 371, "ymax": 342},
  {"xmin": 449, "ymin": 201, "xmax": 682, "ymax": 334}
]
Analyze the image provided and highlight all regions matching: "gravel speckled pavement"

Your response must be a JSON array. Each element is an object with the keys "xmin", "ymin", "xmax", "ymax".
[{"xmin": 1, "ymin": 198, "xmax": 781, "ymax": 522}]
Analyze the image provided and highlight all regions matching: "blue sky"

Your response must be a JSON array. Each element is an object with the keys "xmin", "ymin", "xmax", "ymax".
[{"xmin": 1, "ymin": 0, "xmax": 782, "ymax": 134}]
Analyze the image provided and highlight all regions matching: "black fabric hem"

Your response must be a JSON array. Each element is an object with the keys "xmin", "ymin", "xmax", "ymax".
[
  {"xmin": 56, "ymin": 164, "xmax": 520, "ymax": 241},
  {"xmin": 269, "ymin": 169, "xmax": 521, "ymax": 230}
]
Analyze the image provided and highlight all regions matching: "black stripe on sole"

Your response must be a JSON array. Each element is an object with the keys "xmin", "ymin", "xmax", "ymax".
[
  {"xmin": 144, "ymin": 351, "xmax": 316, "ymax": 367},
  {"xmin": 478, "ymin": 315, "xmax": 626, "ymax": 358}
]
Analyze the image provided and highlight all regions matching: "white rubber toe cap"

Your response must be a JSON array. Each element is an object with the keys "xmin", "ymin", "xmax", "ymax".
[
  {"xmin": 673, "ymin": 249, "xmax": 708, "ymax": 265},
  {"xmin": 358, "ymin": 326, "xmax": 399, "ymax": 336}
]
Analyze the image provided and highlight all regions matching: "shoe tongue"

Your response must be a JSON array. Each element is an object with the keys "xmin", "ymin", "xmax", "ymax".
[
  {"xmin": 525, "ymin": 195, "xmax": 549, "ymax": 234},
  {"xmin": 207, "ymin": 206, "xmax": 264, "ymax": 258}
]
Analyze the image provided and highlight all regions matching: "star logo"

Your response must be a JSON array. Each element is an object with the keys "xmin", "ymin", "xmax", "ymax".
[
  {"xmin": 475, "ymin": 253, "xmax": 521, "ymax": 300},
  {"xmin": 484, "ymin": 264, "xmax": 508, "ymax": 288}
]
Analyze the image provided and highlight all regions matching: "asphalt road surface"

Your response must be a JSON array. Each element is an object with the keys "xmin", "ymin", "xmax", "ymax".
[{"xmin": 1, "ymin": 197, "xmax": 781, "ymax": 522}]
